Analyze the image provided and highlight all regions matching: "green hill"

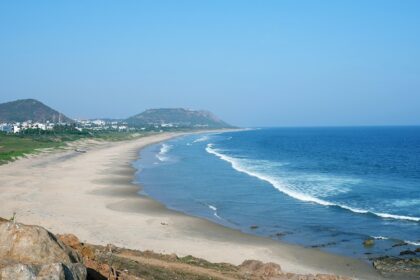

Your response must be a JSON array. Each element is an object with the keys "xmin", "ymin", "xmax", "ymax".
[
  {"xmin": 126, "ymin": 108, "xmax": 233, "ymax": 128},
  {"xmin": 0, "ymin": 99, "xmax": 73, "ymax": 123}
]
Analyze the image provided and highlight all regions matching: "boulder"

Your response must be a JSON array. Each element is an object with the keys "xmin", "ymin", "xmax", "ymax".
[
  {"xmin": 399, "ymin": 250, "xmax": 416, "ymax": 256},
  {"xmin": 0, "ymin": 263, "xmax": 87, "ymax": 280},
  {"xmin": 239, "ymin": 260, "xmax": 282, "ymax": 277},
  {"xmin": 373, "ymin": 256, "xmax": 420, "ymax": 277},
  {"xmin": 57, "ymin": 234, "xmax": 95, "ymax": 260},
  {"xmin": 0, "ymin": 221, "xmax": 87, "ymax": 279},
  {"xmin": 363, "ymin": 239, "xmax": 375, "ymax": 247}
]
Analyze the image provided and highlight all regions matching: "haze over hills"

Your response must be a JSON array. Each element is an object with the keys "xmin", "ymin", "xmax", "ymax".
[
  {"xmin": 126, "ymin": 108, "xmax": 233, "ymax": 128},
  {"xmin": 0, "ymin": 99, "xmax": 233, "ymax": 128},
  {"xmin": 0, "ymin": 99, "xmax": 73, "ymax": 123}
]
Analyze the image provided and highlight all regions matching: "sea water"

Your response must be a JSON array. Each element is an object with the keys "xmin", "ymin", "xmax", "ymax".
[{"xmin": 133, "ymin": 127, "xmax": 420, "ymax": 260}]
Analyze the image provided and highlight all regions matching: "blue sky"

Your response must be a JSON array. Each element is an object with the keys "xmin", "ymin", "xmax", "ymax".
[{"xmin": 0, "ymin": 1, "xmax": 419, "ymax": 126}]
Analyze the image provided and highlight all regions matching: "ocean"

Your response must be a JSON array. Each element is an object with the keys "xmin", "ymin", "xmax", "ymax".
[{"xmin": 133, "ymin": 127, "xmax": 420, "ymax": 260}]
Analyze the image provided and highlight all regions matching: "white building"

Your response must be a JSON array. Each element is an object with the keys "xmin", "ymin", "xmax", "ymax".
[
  {"xmin": 92, "ymin": 120, "xmax": 106, "ymax": 126},
  {"xmin": 0, "ymin": 123, "xmax": 13, "ymax": 133},
  {"xmin": 13, "ymin": 125, "xmax": 21, "ymax": 133}
]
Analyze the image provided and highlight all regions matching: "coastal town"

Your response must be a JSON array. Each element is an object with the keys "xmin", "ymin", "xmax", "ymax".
[
  {"xmin": 0, "ymin": 118, "xmax": 210, "ymax": 134},
  {"xmin": 0, "ymin": 119, "xmax": 132, "ymax": 134}
]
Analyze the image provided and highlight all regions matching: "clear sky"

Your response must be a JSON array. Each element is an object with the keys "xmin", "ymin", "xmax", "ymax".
[{"xmin": 1, "ymin": 1, "xmax": 419, "ymax": 127}]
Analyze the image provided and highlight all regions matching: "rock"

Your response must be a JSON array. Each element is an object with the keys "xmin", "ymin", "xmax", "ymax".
[
  {"xmin": 373, "ymin": 256, "xmax": 420, "ymax": 276},
  {"xmin": 0, "ymin": 222, "xmax": 87, "ymax": 279},
  {"xmin": 38, "ymin": 263, "xmax": 87, "ymax": 280},
  {"xmin": 57, "ymin": 233, "xmax": 81, "ymax": 249},
  {"xmin": 0, "ymin": 263, "xmax": 37, "ymax": 279},
  {"xmin": 250, "ymin": 225, "xmax": 259, "ymax": 230},
  {"xmin": 399, "ymin": 250, "xmax": 416, "ymax": 256},
  {"xmin": 0, "ymin": 222, "xmax": 81, "ymax": 265},
  {"xmin": 392, "ymin": 241, "xmax": 408, "ymax": 247},
  {"xmin": 168, "ymin": 253, "xmax": 178, "ymax": 261},
  {"xmin": 239, "ymin": 260, "xmax": 282, "ymax": 277},
  {"xmin": 363, "ymin": 239, "xmax": 375, "ymax": 247},
  {"xmin": 415, "ymin": 247, "xmax": 420, "ymax": 253},
  {"xmin": 0, "ymin": 263, "xmax": 87, "ymax": 280},
  {"xmin": 57, "ymin": 234, "xmax": 95, "ymax": 260},
  {"xmin": 314, "ymin": 275, "xmax": 352, "ymax": 280}
]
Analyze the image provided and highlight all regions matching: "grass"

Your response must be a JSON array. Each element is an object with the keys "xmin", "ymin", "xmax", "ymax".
[{"xmin": 0, "ymin": 130, "xmax": 150, "ymax": 164}]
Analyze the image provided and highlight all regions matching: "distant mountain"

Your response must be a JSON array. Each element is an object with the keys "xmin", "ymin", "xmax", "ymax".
[
  {"xmin": 0, "ymin": 99, "xmax": 73, "ymax": 123},
  {"xmin": 126, "ymin": 108, "xmax": 233, "ymax": 128}
]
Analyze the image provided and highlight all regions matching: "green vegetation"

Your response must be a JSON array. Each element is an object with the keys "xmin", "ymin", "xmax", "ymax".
[
  {"xmin": 126, "ymin": 108, "xmax": 233, "ymax": 128},
  {"xmin": 0, "ymin": 99, "xmax": 72, "ymax": 123},
  {"xmin": 0, "ymin": 127, "xmax": 148, "ymax": 165}
]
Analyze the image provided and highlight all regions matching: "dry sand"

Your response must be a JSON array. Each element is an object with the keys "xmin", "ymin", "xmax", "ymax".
[{"xmin": 0, "ymin": 132, "xmax": 384, "ymax": 279}]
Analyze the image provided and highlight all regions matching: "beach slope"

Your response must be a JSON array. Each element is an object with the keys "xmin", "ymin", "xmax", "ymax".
[{"xmin": 0, "ymin": 132, "xmax": 383, "ymax": 279}]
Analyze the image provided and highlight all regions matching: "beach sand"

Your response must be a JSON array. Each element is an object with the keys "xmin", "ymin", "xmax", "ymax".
[{"xmin": 0, "ymin": 132, "xmax": 384, "ymax": 279}]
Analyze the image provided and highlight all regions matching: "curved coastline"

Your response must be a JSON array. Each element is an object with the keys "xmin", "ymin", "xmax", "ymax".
[{"xmin": 0, "ymin": 131, "xmax": 385, "ymax": 279}]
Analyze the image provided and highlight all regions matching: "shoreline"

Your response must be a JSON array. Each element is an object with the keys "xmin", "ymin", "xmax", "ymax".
[{"xmin": 0, "ymin": 131, "xmax": 385, "ymax": 279}]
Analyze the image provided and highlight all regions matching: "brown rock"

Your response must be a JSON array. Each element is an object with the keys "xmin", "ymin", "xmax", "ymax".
[
  {"xmin": 58, "ymin": 233, "xmax": 95, "ymax": 260},
  {"xmin": 239, "ymin": 259, "xmax": 282, "ymax": 277},
  {"xmin": 0, "ymin": 222, "xmax": 81, "ymax": 265},
  {"xmin": 0, "ymin": 222, "xmax": 86, "ymax": 279},
  {"xmin": 363, "ymin": 239, "xmax": 375, "ymax": 247},
  {"xmin": 315, "ymin": 274, "xmax": 352, "ymax": 280},
  {"xmin": 57, "ymin": 233, "xmax": 81, "ymax": 249},
  {"xmin": 168, "ymin": 253, "xmax": 179, "ymax": 261}
]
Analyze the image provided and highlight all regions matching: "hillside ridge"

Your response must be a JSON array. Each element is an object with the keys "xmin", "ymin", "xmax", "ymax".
[
  {"xmin": 127, "ymin": 108, "xmax": 232, "ymax": 128},
  {"xmin": 0, "ymin": 99, "xmax": 73, "ymax": 123}
]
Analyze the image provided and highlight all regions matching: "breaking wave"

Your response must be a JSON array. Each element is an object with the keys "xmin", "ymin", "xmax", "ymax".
[
  {"xmin": 208, "ymin": 204, "xmax": 222, "ymax": 219},
  {"xmin": 193, "ymin": 136, "xmax": 210, "ymax": 143},
  {"xmin": 156, "ymin": 144, "xmax": 172, "ymax": 162},
  {"xmin": 205, "ymin": 143, "xmax": 420, "ymax": 223}
]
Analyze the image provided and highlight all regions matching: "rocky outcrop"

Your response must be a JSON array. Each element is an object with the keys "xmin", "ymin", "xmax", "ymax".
[
  {"xmin": 238, "ymin": 260, "xmax": 352, "ymax": 280},
  {"xmin": 239, "ymin": 260, "xmax": 282, "ymax": 278},
  {"xmin": 373, "ymin": 257, "xmax": 420, "ymax": 279},
  {"xmin": 0, "ymin": 221, "xmax": 87, "ymax": 280},
  {"xmin": 57, "ymin": 235, "xmax": 352, "ymax": 280},
  {"xmin": 0, "ymin": 218, "xmax": 353, "ymax": 280}
]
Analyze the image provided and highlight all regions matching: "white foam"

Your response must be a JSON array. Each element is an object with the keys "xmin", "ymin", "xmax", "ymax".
[
  {"xmin": 372, "ymin": 236, "xmax": 389, "ymax": 240},
  {"xmin": 156, "ymin": 144, "xmax": 172, "ymax": 162},
  {"xmin": 208, "ymin": 205, "xmax": 217, "ymax": 211},
  {"xmin": 207, "ymin": 204, "xmax": 222, "ymax": 219},
  {"xmin": 205, "ymin": 144, "xmax": 420, "ymax": 223},
  {"xmin": 371, "ymin": 236, "xmax": 420, "ymax": 246},
  {"xmin": 193, "ymin": 135, "xmax": 210, "ymax": 143},
  {"xmin": 405, "ymin": 240, "xmax": 420, "ymax": 246}
]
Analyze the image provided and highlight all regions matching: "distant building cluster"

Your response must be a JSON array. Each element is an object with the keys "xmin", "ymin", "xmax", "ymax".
[
  {"xmin": 0, "ymin": 120, "xmax": 57, "ymax": 133},
  {"xmin": 0, "ymin": 119, "xmax": 208, "ymax": 134},
  {"xmin": 77, "ymin": 119, "xmax": 132, "ymax": 131},
  {"xmin": 0, "ymin": 119, "xmax": 133, "ymax": 134}
]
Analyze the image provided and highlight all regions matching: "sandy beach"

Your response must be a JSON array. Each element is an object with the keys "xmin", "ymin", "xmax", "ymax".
[{"xmin": 0, "ymin": 132, "xmax": 384, "ymax": 279}]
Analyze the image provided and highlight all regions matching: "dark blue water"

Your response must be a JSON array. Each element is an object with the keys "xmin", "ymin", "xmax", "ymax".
[{"xmin": 134, "ymin": 127, "xmax": 420, "ymax": 260}]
